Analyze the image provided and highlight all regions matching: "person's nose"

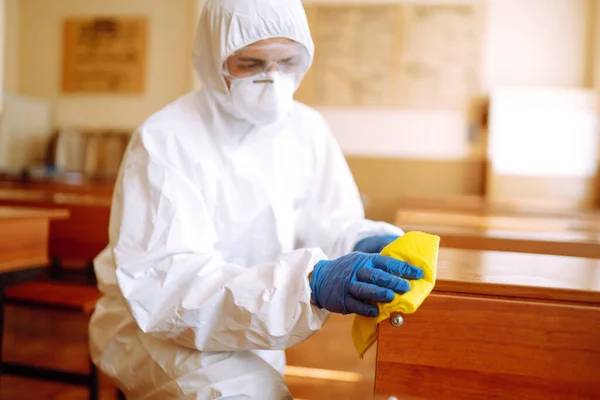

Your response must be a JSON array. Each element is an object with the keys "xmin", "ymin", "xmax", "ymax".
[{"xmin": 265, "ymin": 62, "xmax": 280, "ymax": 73}]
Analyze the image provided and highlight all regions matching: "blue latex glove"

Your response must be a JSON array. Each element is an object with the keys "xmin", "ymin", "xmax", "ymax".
[
  {"xmin": 353, "ymin": 235, "xmax": 400, "ymax": 254},
  {"xmin": 309, "ymin": 252, "xmax": 423, "ymax": 317}
]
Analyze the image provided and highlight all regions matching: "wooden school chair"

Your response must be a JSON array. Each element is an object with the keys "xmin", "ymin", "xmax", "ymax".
[{"xmin": 2, "ymin": 281, "xmax": 102, "ymax": 399}]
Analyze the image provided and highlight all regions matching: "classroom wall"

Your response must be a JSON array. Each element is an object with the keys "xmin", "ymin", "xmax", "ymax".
[
  {"xmin": 11, "ymin": 0, "xmax": 590, "ymax": 129},
  {"xmin": 481, "ymin": 1, "xmax": 599, "ymax": 212},
  {"xmin": 482, "ymin": 0, "xmax": 592, "ymax": 90},
  {"xmin": 324, "ymin": 0, "xmax": 595, "ymax": 220},
  {"xmin": 3, "ymin": 0, "xmax": 18, "ymax": 94},
  {"xmin": 290, "ymin": 0, "xmax": 596, "ymax": 220},
  {"xmin": 0, "ymin": 0, "xmax": 5, "ymax": 112},
  {"xmin": 14, "ymin": 0, "xmax": 196, "ymax": 130},
  {"xmin": 190, "ymin": 0, "xmax": 205, "ymax": 91},
  {"xmin": 3, "ymin": 0, "xmax": 597, "ymax": 220},
  {"xmin": 596, "ymin": 0, "xmax": 600, "ymax": 96},
  {"xmin": 0, "ymin": 0, "xmax": 21, "ymax": 162}
]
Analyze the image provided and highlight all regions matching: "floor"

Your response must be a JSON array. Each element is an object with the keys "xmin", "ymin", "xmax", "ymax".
[{"xmin": 1, "ymin": 305, "xmax": 378, "ymax": 399}]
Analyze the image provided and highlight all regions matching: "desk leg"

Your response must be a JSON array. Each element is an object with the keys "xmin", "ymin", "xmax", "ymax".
[
  {"xmin": 89, "ymin": 359, "xmax": 98, "ymax": 400},
  {"xmin": 49, "ymin": 257, "xmax": 62, "ymax": 280},
  {"xmin": 87, "ymin": 261, "xmax": 96, "ymax": 285},
  {"xmin": 0, "ymin": 268, "xmax": 45, "ymax": 381}
]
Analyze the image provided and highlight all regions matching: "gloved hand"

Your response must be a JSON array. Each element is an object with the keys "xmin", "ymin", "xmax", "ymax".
[
  {"xmin": 353, "ymin": 235, "xmax": 400, "ymax": 254},
  {"xmin": 309, "ymin": 252, "xmax": 423, "ymax": 317}
]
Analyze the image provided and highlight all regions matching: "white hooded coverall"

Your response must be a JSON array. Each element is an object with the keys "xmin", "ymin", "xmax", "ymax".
[{"xmin": 88, "ymin": 0, "xmax": 403, "ymax": 398}]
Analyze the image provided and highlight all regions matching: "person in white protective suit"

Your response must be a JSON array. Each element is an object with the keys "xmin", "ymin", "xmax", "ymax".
[{"xmin": 88, "ymin": 0, "xmax": 423, "ymax": 398}]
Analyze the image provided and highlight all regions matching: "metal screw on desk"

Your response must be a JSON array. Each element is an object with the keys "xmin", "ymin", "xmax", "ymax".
[{"xmin": 390, "ymin": 315, "xmax": 403, "ymax": 327}]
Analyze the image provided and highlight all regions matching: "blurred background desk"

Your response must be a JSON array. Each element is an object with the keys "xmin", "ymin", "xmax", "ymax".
[
  {"xmin": 395, "ymin": 208, "xmax": 600, "ymax": 232},
  {"xmin": 0, "ymin": 206, "xmax": 68, "ymax": 277},
  {"xmin": 0, "ymin": 189, "xmax": 112, "ymax": 279},
  {"xmin": 395, "ymin": 207, "xmax": 600, "ymax": 258},
  {"xmin": 399, "ymin": 225, "xmax": 600, "ymax": 258},
  {"xmin": 0, "ymin": 178, "xmax": 115, "ymax": 197},
  {"xmin": 0, "ymin": 206, "xmax": 69, "ymax": 360},
  {"xmin": 0, "ymin": 206, "xmax": 103, "ymax": 399}
]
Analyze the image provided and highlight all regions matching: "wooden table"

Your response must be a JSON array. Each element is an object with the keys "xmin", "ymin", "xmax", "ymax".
[
  {"xmin": 0, "ymin": 207, "xmax": 69, "ymax": 275},
  {"xmin": 375, "ymin": 248, "xmax": 600, "ymax": 399},
  {"xmin": 0, "ymin": 178, "xmax": 115, "ymax": 196},
  {"xmin": 400, "ymin": 224, "xmax": 600, "ymax": 259},
  {"xmin": 0, "ymin": 189, "xmax": 111, "ymax": 263},
  {"xmin": 0, "ymin": 206, "xmax": 103, "ymax": 394},
  {"xmin": 395, "ymin": 209, "xmax": 600, "ymax": 258},
  {"xmin": 0, "ymin": 206, "xmax": 69, "ymax": 354},
  {"xmin": 396, "ymin": 195, "xmax": 599, "ymax": 217},
  {"xmin": 395, "ymin": 209, "xmax": 600, "ymax": 233}
]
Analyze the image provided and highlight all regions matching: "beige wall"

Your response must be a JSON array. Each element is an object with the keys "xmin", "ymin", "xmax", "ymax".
[
  {"xmin": 347, "ymin": 157, "xmax": 486, "ymax": 221},
  {"xmin": 0, "ymin": 0, "xmax": 4, "ymax": 112},
  {"xmin": 302, "ymin": 0, "xmax": 595, "ymax": 164},
  {"xmin": 8, "ymin": 0, "xmax": 595, "ymax": 132},
  {"xmin": 15, "ymin": 0, "xmax": 195, "ymax": 130},
  {"xmin": 334, "ymin": 0, "xmax": 597, "ymax": 220},
  {"xmin": 3, "ymin": 0, "xmax": 598, "ymax": 219},
  {"xmin": 3, "ymin": 0, "xmax": 19, "ymax": 94},
  {"xmin": 482, "ymin": 0, "xmax": 593, "ymax": 90},
  {"xmin": 596, "ymin": 0, "xmax": 600, "ymax": 97},
  {"xmin": 190, "ymin": 0, "xmax": 205, "ymax": 91}
]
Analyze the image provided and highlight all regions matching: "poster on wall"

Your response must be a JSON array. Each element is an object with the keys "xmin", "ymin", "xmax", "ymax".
[
  {"xmin": 61, "ymin": 17, "xmax": 148, "ymax": 94},
  {"xmin": 296, "ymin": 3, "xmax": 485, "ymax": 114}
]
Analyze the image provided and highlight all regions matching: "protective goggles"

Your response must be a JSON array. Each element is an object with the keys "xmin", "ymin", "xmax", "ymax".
[{"xmin": 223, "ymin": 42, "xmax": 310, "ymax": 80}]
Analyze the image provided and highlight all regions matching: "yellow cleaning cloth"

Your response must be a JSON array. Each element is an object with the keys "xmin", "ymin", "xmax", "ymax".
[{"xmin": 351, "ymin": 231, "xmax": 440, "ymax": 358}]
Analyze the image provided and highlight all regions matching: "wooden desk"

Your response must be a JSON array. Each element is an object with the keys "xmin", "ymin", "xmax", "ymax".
[
  {"xmin": 375, "ymin": 248, "xmax": 600, "ymax": 399},
  {"xmin": 395, "ymin": 208, "xmax": 600, "ymax": 258},
  {"xmin": 0, "ymin": 206, "xmax": 100, "ymax": 394},
  {"xmin": 0, "ymin": 189, "xmax": 111, "ymax": 262},
  {"xmin": 396, "ymin": 209, "xmax": 600, "ymax": 233},
  {"xmin": 399, "ymin": 224, "xmax": 600, "ymax": 258},
  {"xmin": 0, "ymin": 206, "xmax": 69, "ymax": 354},
  {"xmin": 397, "ymin": 195, "xmax": 599, "ymax": 217},
  {"xmin": 0, "ymin": 179, "xmax": 115, "ymax": 196},
  {"xmin": 397, "ymin": 194, "xmax": 487, "ymax": 213},
  {"xmin": 0, "ymin": 207, "xmax": 69, "ymax": 274}
]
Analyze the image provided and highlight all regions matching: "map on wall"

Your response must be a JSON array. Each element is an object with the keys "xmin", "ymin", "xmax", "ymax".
[
  {"xmin": 62, "ymin": 17, "xmax": 148, "ymax": 94},
  {"xmin": 295, "ymin": 3, "xmax": 485, "ymax": 113}
]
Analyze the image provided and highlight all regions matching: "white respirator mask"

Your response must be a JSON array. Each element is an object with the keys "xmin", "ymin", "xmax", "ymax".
[
  {"xmin": 229, "ymin": 72, "xmax": 296, "ymax": 125},
  {"xmin": 223, "ymin": 42, "xmax": 309, "ymax": 125}
]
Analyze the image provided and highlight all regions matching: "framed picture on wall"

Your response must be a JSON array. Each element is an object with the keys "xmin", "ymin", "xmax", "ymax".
[{"xmin": 61, "ymin": 16, "xmax": 148, "ymax": 94}]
